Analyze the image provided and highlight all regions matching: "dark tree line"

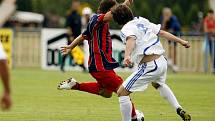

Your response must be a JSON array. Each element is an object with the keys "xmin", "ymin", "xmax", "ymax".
[{"xmin": 16, "ymin": 0, "xmax": 209, "ymax": 28}]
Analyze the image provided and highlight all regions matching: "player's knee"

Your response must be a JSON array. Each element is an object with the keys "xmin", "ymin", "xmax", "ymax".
[
  {"xmin": 99, "ymin": 88, "xmax": 113, "ymax": 98},
  {"xmin": 117, "ymin": 86, "xmax": 130, "ymax": 97},
  {"xmin": 117, "ymin": 90, "xmax": 121, "ymax": 97},
  {"xmin": 152, "ymin": 82, "xmax": 161, "ymax": 89}
]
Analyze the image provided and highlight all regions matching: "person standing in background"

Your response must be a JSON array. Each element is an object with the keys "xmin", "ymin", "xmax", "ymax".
[
  {"xmin": 204, "ymin": 9, "xmax": 215, "ymax": 74},
  {"xmin": 161, "ymin": 7, "xmax": 181, "ymax": 72},
  {"xmin": 82, "ymin": 7, "xmax": 93, "ymax": 71},
  {"xmin": 0, "ymin": 0, "xmax": 16, "ymax": 110},
  {"xmin": 60, "ymin": 0, "xmax": 86, "ymax": 72},
  {"xmin": 81, "ymin": 7, "xmax": 93, "ymax": 28}
]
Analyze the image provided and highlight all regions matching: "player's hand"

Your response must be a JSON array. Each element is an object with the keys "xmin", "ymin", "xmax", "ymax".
[
  {"xmin": 60, "ymin": 46, "xmax": 71, "ymax": 55},
  {"xmin": 1, "ymin": 91, "xmax": 11, "ymax": 110},
  {"xmin": 181, "ymin": 41, "xmax": 190, "ymax": 48},
  {"xmin": 123, "ymin": 56, "xmax": 132, "ymax": 67}
]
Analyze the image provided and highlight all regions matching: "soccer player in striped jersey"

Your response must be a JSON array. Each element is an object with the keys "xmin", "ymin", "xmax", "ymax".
[
  {"xmin": 111, "ymin": 4, "xmax": 191, "ymax": 121},
  {"xmin": 58, "ymin": 0, "xmax": 143, "ymax": 121}
]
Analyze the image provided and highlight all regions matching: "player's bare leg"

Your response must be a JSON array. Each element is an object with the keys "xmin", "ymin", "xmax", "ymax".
[
  {"xmin": 0, "ymin": 60, "xmax": 11, "ymax": 110},
  {"xmin": 152, "ymin": 82, "xmax": 191, "ymax": 121}
]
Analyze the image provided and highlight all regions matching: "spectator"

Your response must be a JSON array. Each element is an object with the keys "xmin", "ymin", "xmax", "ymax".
[
  {"xmin": 204, "ymin": 9, "xmax": 215, "ymax": 73},
  {"xmin": 81, "ymin": 7, "xmax": 93, "ymax": 28},
  {"xmin": 161, "ymin": 7, "xmax": 181, "ymax": 72},
  {"xmin": 60, "ymin": 0, "xmax": 86, "ymax": 72},
  {"xmin": 47, "ymin": 0, "xmax": 85, "ymax": 72},
  {"xmin": 65, "ymin": 0, "xmax": 82, "ymax": 40},
  {"xmin": 81, "ymin": 7, "xmax": 93, "ymax": 70}
]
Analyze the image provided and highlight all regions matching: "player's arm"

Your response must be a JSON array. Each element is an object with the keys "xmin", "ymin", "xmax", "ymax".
[
  {"xmin": 123, "ymin": 36, "xmax": 136, "ymax": 66},
  {"xmin": 158, "ymin": 30, "xmax": 190, "ymax": 48},
  {"xmin": 60, "ymin": 35, "xmax": 84, "ymax": 55},
  {"xmin": 103, "ymin": 0, "xmax": 133, "ymax": 22}
]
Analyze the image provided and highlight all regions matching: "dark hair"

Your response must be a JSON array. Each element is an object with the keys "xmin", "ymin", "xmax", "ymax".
[
  {"xmin": 98, "ymin": 0, "xmax": 117, "ymax": 14},
  {"xmin": 208, "ymin": 9, "xmax": 214, "ymax": 14},
  {"xmin": 111, "ymin": 4, "xmax": 134, "ymax": 25}
]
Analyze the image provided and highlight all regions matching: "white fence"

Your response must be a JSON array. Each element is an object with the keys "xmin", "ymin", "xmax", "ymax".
[
  {"xmin": 161, "ymin": 35, "xmax": 205, "ymax": 72},
  {"xmin": 13, "ymin": 29, "xmax": 41, "ymax": 67},
  {"xmin": 9, "ymin": 28, "xmax": 214, "ymax": 72}
]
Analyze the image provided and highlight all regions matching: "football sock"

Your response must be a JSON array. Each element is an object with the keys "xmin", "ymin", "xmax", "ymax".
[
  {"xmin": 119, "ymin": 96, "xmax": 132, "ymax": 121},
  {"xmin": 158, "ymin": 84, "xmax": 181, "ymax": 109},
  {"xmin": 73, "ymin": 82, "xmax": 100, "ymax": 95}
]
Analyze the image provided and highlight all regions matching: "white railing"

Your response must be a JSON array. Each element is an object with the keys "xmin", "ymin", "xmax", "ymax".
[
  {"xmin": 161, "ymin": 35, "xmax": 205, "ymax": 72},
  {"xmin": 10, "ymin": 28, "xmax": 215, "ymax": 72},
  {"xmin": 13, "ymin": 28, "xmax": 41, "ymax": 68}
]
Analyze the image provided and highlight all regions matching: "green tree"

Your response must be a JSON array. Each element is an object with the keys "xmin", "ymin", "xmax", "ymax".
[
  {"xmin": 15, "ymin": 0, "xmax": 210, "ymax": 28},
  {"xmin": 187, "ymin": 4, "xmax": 199, "ymax": 24},
  {"xmin": 172, "ymin": 4, "xmax": 184, "ymax": 25},
  {"xmin": 17, "ymin": 0, "xmax": 33, "ymax": 11}
]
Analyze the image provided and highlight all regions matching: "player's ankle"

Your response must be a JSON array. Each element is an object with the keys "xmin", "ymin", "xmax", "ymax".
[{"xmin": 71, "ymin": 82, "xmax": 80, "ymax": 90}]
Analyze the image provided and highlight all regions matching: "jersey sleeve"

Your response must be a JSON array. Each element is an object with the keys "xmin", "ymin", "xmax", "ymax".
[
  {"xmin": 149, "ymin": 22, "xmax": 161, "ymax": 35},
  {"xmin": 120, "ymin": 25, "xmax": 136, "ymax": 43},
  {"xmin": 97, "ymin": 14, "xmax": 105, "ymax": 22}
]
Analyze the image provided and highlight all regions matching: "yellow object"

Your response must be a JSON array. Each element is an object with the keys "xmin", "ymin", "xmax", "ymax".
[
  {"xmin": 0, "ymin": 29, "xmax": 13, "ymax": 68},
  {"xmin": 71, "ymin": 46, "xmax": 84, "ymax": 65}
]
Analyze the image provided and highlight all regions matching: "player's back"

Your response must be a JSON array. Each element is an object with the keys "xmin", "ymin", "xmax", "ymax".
[
  {"xmin": 82, "ymin": 14, "xmax": 119, "ymax": 72},
  {"xmin": 120, "ymin": 17, "xmax": 165, "ymax": 64}
]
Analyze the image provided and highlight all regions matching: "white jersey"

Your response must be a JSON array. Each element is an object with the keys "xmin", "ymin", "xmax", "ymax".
[{"xmin": 120, "ymin": 17, "xmax": 165, "ymax": 64}]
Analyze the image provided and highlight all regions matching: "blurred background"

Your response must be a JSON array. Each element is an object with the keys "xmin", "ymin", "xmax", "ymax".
[
  {"xmin": 0, "ymin": 0, "xmax": 215, "ymax": 121},
  {"xmin": 0, "ymin": 0, "xmax": 214, "ymax": 73}
]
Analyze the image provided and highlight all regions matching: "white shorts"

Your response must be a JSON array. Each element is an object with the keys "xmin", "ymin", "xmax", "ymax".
[
  {"xmin": 0, "ymin": 42, "xmax": 7, "ymax": 60},
  {"xmin": 123, "ymin": 55, "xmax": 167, "ymax": 92}
]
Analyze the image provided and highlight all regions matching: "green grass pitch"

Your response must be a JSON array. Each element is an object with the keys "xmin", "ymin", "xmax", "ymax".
[{"xmin": 0, "ymin": 68, "xmax": 215, "ymax": 121}]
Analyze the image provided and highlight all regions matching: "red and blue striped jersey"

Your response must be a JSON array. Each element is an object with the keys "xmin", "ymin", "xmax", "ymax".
[{"xmin": 82, "ymin": 14, "xmax": 119, "ymax": 72}]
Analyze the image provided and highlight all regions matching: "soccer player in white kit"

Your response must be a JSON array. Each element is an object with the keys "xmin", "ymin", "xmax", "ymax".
[{"xmin": 111, "ymin": 4, "xmax": 191, "ymax": 121}]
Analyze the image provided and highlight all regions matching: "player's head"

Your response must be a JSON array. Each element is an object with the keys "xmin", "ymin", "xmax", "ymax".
[
  {"xmin": 71, "ymin": 0, "xmax": 80, "ymax": 11},
  {"xmin": 162, "ymin": 7, "xmax": 172, "ymax": 19},
  {"xmin": 98, "ymin": 0, "xmax": 117, "ymax": 14},
  {"xmin": 111, "ymin": 4, "xmax": 134, "ymax": 25},
  {"xmin": 207, "ymin": 9, "xmax": 214, "ymax": 19}
]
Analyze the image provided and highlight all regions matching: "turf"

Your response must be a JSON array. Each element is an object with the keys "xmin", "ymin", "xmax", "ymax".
[{"xmin": 0, "ymin": 68, "xmax": 215, "ymax": 121}]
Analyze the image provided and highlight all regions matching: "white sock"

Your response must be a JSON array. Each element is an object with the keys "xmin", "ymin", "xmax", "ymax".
[
  {"xmin": 158, "ymin": 84, "xmax": 181, "ymax": 110},
  {"xmin": 119, "ymin": 96, "xmax": 132, "ymax": 121}
]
